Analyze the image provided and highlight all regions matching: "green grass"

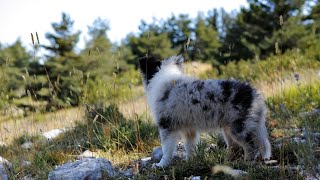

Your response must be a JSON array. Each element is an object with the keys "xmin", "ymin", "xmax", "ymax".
[{"xmin": 266, "ymin": 81, "xmax": 320, "ymax": 130}]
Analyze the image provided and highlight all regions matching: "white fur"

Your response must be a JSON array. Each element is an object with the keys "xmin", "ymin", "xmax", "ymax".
[{"xmin": 140, "ymin": 56, "xmax": 271, "ymax": 167}]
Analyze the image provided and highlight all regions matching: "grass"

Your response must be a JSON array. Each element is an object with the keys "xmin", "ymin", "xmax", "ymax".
[{"xmin": 1, "ymin": 50, "xmax": 320, "ymax": 179}]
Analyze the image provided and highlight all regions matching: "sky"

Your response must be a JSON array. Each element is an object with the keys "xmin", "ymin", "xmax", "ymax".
[{"xmin": 0, "ymin": 0, "xmax": 247, "ymax": 50}]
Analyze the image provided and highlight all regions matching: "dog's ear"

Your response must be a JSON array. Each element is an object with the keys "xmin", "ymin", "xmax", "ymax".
[{"xmin": 138, "ymin": 55, "xmax": 162, "ymax": 84}]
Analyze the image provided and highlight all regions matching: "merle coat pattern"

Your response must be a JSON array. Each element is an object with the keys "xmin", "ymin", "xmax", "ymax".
[{"xmin": 139, "ymin": 56, "xmax": 271, "ymax": 167}]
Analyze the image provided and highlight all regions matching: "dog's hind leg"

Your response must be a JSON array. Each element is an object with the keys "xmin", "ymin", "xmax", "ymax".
[
  {"xmin": 183, "ymin": 129, "xmax": 200, "ymax": 159},
  {"xmin": 225, "ymin": 126, "xmax": 258, "ymax": 160},
  {"xmin": 155, "ymin": 128, "xmax": 178, "ymax": 167},
  {"xmin": 222, "ymin": 128, "xmax": 242, "ymax": 159}
]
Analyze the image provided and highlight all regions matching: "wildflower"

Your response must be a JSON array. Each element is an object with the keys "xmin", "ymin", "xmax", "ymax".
[{"xmin": 294, "ymin": 73, "xmax": 300, "ymax": 82}]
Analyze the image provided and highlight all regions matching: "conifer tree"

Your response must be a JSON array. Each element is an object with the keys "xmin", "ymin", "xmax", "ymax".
[{"xmin": 42, "ymin": 12, "xmax": 82, "ymax": 109}]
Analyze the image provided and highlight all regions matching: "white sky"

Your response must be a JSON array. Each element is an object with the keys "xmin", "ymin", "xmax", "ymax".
[{"xmin": 0, "ymin": 0, "xmax": 247, "ymax": 50}]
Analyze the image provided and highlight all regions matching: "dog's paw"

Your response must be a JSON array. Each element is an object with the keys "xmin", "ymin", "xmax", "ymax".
[
  {"xmin": 152, "ymin": 161, "xmax": 168, "ymax": 169},
  {"xmin": 151, "ymin": 163, "xmax": 162, "ymax": 169}
]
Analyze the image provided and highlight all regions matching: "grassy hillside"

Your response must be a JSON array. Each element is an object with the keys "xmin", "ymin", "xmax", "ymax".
[{"xmin": 1, "ymin": 51, "xmax": 320, "ymax": 179}]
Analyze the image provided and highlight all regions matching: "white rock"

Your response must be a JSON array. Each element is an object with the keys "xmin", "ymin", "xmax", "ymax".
[
  {"xmin": 21, "ymin": 142, "xmax": 33, "ymax": 150},
  {"xmin": 21, "ymin": 161, "xmax": 32, "ymax": 167},
  {"xmin": 21, "ymin": 175, "xmax": 34, "ymax": 180},
  {"xmin": 191, "ymin": 176, "xmax": 201, "ymax": 180},
  {"xmin": 140, "ymin": 157, "xmax": 152, "ymax": 167},
  {"xmin": 0, "ymin": 141, "xmax": 6, "ymax": 147},
  {"xmin": 48, "ymin": 158, "xmax": 116, "ymax": 180},
  {"xmin": 0, "ymin": 165, "xmax": 9, "ymax": 180},
  {"xmin": 42, "ymin": 129, "xmax": 66, "ymax": 141},
  {"xmin": 78, "ymin": 150, "xmax": 95, "ymax": 159},
  {"xmin": 0, "ymin": 156, "xmax": 12, "ymax": 168}
]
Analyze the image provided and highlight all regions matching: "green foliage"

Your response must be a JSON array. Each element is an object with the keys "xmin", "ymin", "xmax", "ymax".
[
  {"xmin": 85, "ymin": 17, "xmax": 112, "ymax": 53},
  {"xmin": 20, "ymin": 104, "xmax": 157, "ymax": 157},
  {"xmin": 203, "ymin": 50, "xmax": 320, "ymax": 83},
  {"xmin": 266, "ymin": 81, "xmax": 320, "ymax": 130},
  {"xmin": 192, "ymin": 14, "xmax": 221, "ymax": 61},
  {"xmin": 127, "ymin": 29, "xmax": 176, "ymax": 66},
  {"xmin": 219, "ymin": 0, "xmax": 309, "ymax": 62},
  {"xmin": 83, "ymin": 104, "xmax": 158, "ymax": 151}
]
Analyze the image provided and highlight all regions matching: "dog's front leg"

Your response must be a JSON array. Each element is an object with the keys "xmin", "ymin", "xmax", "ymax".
[{"xmin": 154, "ymin": 128, "xmax": 178, "ymax": 167}]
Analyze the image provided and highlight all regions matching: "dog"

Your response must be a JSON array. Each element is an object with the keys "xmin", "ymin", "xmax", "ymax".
[{"xmin": 138, "ymin": 55, "xmax": 271, "ymax": 167}]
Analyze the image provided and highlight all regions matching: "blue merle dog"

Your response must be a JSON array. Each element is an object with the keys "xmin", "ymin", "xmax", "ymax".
[{"xmin": 138, "ymin": 55, "xmax": 271, "ymax": 167}]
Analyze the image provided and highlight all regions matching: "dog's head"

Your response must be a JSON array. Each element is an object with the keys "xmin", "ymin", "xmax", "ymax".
[{"xmin": 138, "ymin": 55, "xmax": 185, "ymax": 85}]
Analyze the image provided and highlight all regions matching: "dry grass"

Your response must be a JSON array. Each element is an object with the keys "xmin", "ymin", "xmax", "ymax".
[
  {"xmin": 256, "ymin": 69, "xmax": 320, "ymax": 97},
  {"xmin": 0, "ymin": 107, "xmax": 84, "ymax": 143}
]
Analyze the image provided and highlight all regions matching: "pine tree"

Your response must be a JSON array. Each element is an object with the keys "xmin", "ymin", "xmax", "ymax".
[
  {"xmin": 0, "ymin": 40, "xmax": 30, "ymax": 94},
  {"xmin": 127, "ymin": 20, "xmax": 175, "ymax": 65},
  {"xmin": 192, "ymin": 14, "xmax": 221, "ymax": 61},
  {"xmin": 41, "ymin": 12, "xmax": 82, "ymax": 109},
  {"xmin": 220, "ymin": 0, "xmax": 307, "ymax": 61}
]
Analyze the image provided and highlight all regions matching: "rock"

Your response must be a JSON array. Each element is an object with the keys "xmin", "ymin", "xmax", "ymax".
[
  {"xmin": 21, "ymin": 175, "xmax": 34, "ymax": 180},
  {"xmin": 0, "ymin": 141, "xmax": 6, "ymax": 147},
  {"xmin": 0, "ymin": 165, "xmax": 9, "ymax": 180},
  {"xmin": 151, "ymin": 146, "xmax": 163, "ymax": 162},
  {"xmin": 0, "ymin": 156, "xmax": 12, "ymax": 180},
  {"xmin": 292, "ymin": 137, "xmax": 306, "ymax": 144},
  {"xmin": 140, "ymin": 157, "xmax": 152, "ymax": 167},
  {"xmin": 190, "ymin": 176, "xmax": 201, "ymax": 180},
  {"xmin": 151, "ymin": 145, "xmax": 187, "ymax": 163},
  {"xmin": 119, "ymin": 168, "xmax": 133, "ymax": 178},
  {"xmin": 42, "ymin": 129, "xmax": 66, "ymax": 141},
  {"xmin": 21, "ymin": 161, "xmax": 32, "ymax": 167},
  {"xmin": 21, "ymin": 142, "xmax": 33, "ymax": 150},
  {"xmin": 48, "ymin": 158, "xmax": 116, "ymax": 180},
  {"xmin": 78, "ymin": 150, "xmax": 95, "ymax": 159},
  {"xmin": 0, "ymin": 156, "xmax": 12, "ymax": 168}
]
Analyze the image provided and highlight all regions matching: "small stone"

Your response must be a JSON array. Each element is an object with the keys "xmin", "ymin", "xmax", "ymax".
[
  {"xmin": 21, "ymin": 161, "xmax": 32, "ymax": 167},
  {"xmin": 42, "ymin": 129, "xmax": 66, "ymax": 141},
  {"xmin": 0, "ymin": 141, "xmax": 6, "ymax": 147},
  {"xmin": 292, "ymin": 137, "xmax": 306, "ymax": 144},
  {"xmin": 140, "ymin": 157, "xmax": 152, "ymax": 167},
  {"xmin": 21, "ymin": 175, "xmax": 34, "ymax": 180},
  {"xmin": 78, "ymin": 150, "xmax": 95, "ymax": 159},
  {"xmin": 121, "ymin": 168, "xmax": 133, "ymax": 178},
  {"xmin": 21, "ymin": 142, "xmax": 33, "ymax": 150},
  {"xmin": 190, "ymin": 176, "xmax": 201, "ymax": 180}
]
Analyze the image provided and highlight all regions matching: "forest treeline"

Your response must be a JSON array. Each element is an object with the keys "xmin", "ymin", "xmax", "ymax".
[{"xmin": 1, "ymin": 0, "xmax": 320, "ymax": 111}]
